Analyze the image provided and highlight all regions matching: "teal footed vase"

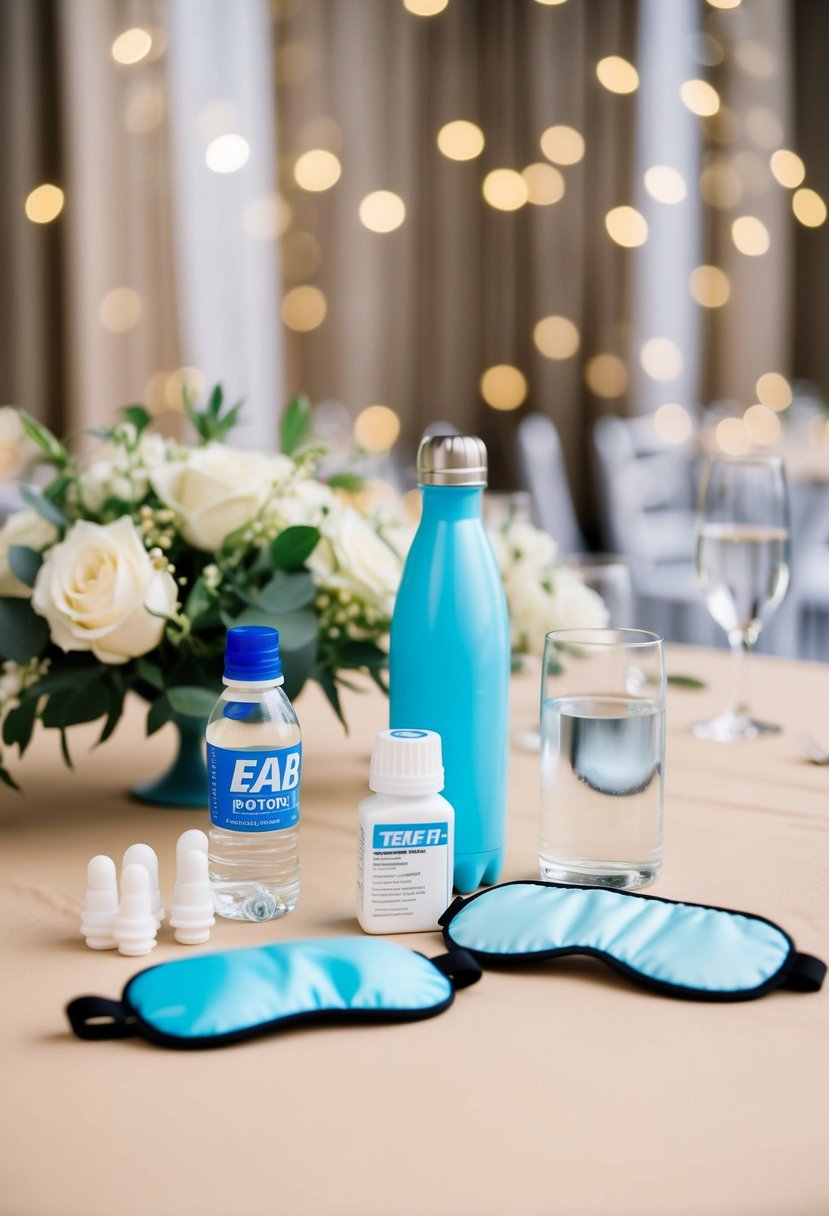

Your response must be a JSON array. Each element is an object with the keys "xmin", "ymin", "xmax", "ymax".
[{"xmin": 132, "ymin": 715, "xmax": 209, "ymax": 808}]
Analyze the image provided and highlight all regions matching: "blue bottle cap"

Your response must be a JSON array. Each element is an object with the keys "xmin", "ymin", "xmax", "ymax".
[{"xmin": 224, "ymin": 626, "xmax": 283, "ymax": 683}]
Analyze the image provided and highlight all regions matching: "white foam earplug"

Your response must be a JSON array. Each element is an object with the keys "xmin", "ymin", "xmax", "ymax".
[
  {"xmin": 123, "ymin": 842, "xmax": 164, "ymax": 927},
  {"xmin": 114, "ymin": 864, "xmax": 158, "ymax": 957},
  {"xmin": 81, "ymin": 855, "xmax": 119, "ymax": 950},
  {"xmin": 170, "ymin": 850, "xmax": 215, "ymax": 945},
  {"xmin": 175, "ymin": 830, "xmax": 208, "ymax": 881}
]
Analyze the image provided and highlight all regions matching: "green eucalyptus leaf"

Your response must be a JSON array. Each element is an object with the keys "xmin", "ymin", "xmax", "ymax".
[
  {"xmin": 146, "ymin": 695, "xmax": 172, "ymax": 736},
  {"xmin": 19, "ymin": 485, "xmax": 67, "ymax": 529},
  {"xmin": 280, "ymin": 395, "xmax": 312, "ymax": 455},
  {"xmin": 281, "ymin": 635, "xmax": 317, "ymax": 701},
  {"xmin": 120, "ymin": 404, "xmax": 152, "ymax": 436},
  {"xmin": 2, "ymin": 696, "xmax": 38, "ymax": 754},
  {"xmin": 207, "ymin": 384, "xmax": 223, "ymax": 419},
  {"xmin": 0, "ymin": 597, "xmax": 49, "ymax": 662},
  {"xmin": 167, "ymin": 686, "xmax": 217, "ymax": 718},
  {"xmin": 666, "ymin": 674, "xmax": 708, "ymax": 690},
  {"xmin": 215, "ymin": 400, "xmax": 244, "ymax": 438},
  {"xmin": 327, "ymin": 471, "xmax": 365, "ymax": 492},
  {"xmin": 312, "ymin": 666, "xmax": 346, "ymax": 731},
  {"xmin": 97, "ymin": 676, "xmax": 126, "ymax": 746},
  {"xmin": 41, "ymin": 677, "xmax": 110, "ymax": 729},
  {"xmin": 17, "ymin": 412, "xmax": 66, "ymax": 464},
  {"xmin": 224, "ymin": 606, "xmax": 318, "ymax": 651},
  {"xmin": 22, "ymin": 660, "xmax": 98, "ymax": 699},
  {"xmin": 0, "ymin": 763, "xmax": 21, "ymax": 792},
  {"xmin": 59, "ymin": 728, "xmax": 73, "ymax": 768},
  {"xmin": 8, "ymin": 546, "xmax": 43, "ymax": 588},
  {"xmin": 184, "ymin": 577, "xmax": 213, "ymax": 623},
  {"xmin": 271, "ymin": 526, "xmax": 320, "ymax": 572},
  {"xmin": 135, "ymin": 659, "xmax": 164, "ymax": 690},
  {"xmin": 259, "ymin": 569, "xmax": 316, "ymax": 613},
  {"xmin": 336, "ymin": 640, "xmax": 389, "ymax": 671}
]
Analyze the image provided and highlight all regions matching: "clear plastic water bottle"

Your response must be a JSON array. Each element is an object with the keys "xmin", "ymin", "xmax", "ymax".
[{"xmin": 206, "ymin": 626, "xmax": 301, "ymax": 921}]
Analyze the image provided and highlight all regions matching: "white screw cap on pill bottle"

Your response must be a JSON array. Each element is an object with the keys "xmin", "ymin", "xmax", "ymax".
[{"xmin": 368, "ymin": 728, "xmax": 444, "ymax": 797}]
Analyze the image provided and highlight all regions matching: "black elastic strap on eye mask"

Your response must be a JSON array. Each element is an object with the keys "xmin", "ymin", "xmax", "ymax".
[
  {"xmin": 429, "ymin": 947, "xmax": 481, "ymax": 989},
  {"xmin": 780, "ymin": 952, "xmax": 826, "ymax": 993},
  {"xmin": 66, "ymin": 995, "xmax": 138, "ymax": 1041}
]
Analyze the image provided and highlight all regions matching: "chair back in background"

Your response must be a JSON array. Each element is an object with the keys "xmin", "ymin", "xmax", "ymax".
[{"xmin": 516, "ymin": 413, "xmax": 586, "ymax": 555}]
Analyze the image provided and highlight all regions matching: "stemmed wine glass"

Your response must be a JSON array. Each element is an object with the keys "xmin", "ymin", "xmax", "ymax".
[{"xmin": 694, "ymin": 456, "xmax": 791, "ymax": 742}]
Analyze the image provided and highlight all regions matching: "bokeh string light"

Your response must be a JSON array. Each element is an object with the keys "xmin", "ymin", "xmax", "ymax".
[
  {"xmin": 539, "ymin": 125, "xmax": 585, "ymax": 165},
  {"xmin": 521, "ymin": 163, "xmax": 565, "ymax": 206},
  {"xmin": 294, "ymin": 149, "xmax": 341, "ymax": 192},
  {"xmin": 596, "ymin": 56, "xmax": 639, "ymax": 95},
  {"xmin": 437, "ymin": 120, "xmax": 485, "ymax": 161},
  {"xmin": 354, "ymin": 405, "xmax": 402, "ymax": 451},
  {"xmin": 205, "ymin": 134, "xmax": 250, "ymax": 174},
  {"xmin": 111, "ymin": 28, "xmax": 153, "ymax": 66},
  {"xmin": 643, "ymin": 166, "xmax": 687, "ymax": 204},
  {"xmin": 359, "ymin": 191, "xmax": 406, "ymax": 232},
  {"xmin": 654, "ymin": 404, "xmax": 693, "ymax": 444},
  {"xmin": 533, "ymin": 316, "xmax": 580, "ymax": 360},
  {"xmin": 731, "ymin": 215, "xmax": 770, "ymax": 256},
  {"xmin": 282, "ymin": 285, "xmax": 327, "ymax": 332},
  {"xmin": 482, "ymin": 169, "xmax": 528, "ymax": 211},
  {"xmin": 24, "ymin": 184, "xmax": 64, "ymax": 224},
  {"xmin": 605, "ymin": 205, "xmax": 648, "ymax": 247},
  {"xmin": 480, "ymin": 365, "xmax": 528, "ymax": 410}
]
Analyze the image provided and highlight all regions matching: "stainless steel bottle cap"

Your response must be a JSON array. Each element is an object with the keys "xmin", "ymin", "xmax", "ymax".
[{"xmin": 417, "ymin": 434, "xmax": 488, "ymax": 487}]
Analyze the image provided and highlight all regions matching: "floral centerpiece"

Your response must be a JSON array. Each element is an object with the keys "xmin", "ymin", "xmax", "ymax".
[{"xmin": 0, "ymin": 391, "xmax": 605, "ymax": 795}]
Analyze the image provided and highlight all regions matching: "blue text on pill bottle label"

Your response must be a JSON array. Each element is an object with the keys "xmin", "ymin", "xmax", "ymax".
[
  {"xmin": 208, "ymin": 743, "xmax": 301, "ymax": 832},
  {"xmin": 372, "ymin": 822, "xmax": 449, "ymax": 849}
]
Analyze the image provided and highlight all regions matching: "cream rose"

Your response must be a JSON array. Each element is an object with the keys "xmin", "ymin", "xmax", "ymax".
[
  {"xmin": 267, "ymin": 476, "xmax": 340, "ymax": 530},
  {"xmin": 151, "ymin": 443, "xmax": 294, "ymax": 551},
  {"xmin": 32, "ymin": 517, "xmax": 177, "ymax": 664},
  {"xmin": 307, "ymin": 508, "xmax": 402, "ymax": 617},
  {"xmin": 0, "ymin": 509, "xmax": 57, "ymax": 597}
]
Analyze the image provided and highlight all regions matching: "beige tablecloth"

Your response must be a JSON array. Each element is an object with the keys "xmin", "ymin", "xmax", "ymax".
[{"xmin": 1, "ymin": 645, "xmax": 828, "ymax": 1216}]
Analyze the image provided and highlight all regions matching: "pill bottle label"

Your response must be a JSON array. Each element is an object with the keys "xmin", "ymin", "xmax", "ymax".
[
  {"xmin": 362, "ymin": 820, "xmax": 451, "ymax": 926},
  {"xmin": 208, "ymin": 743, "xmax": 302, "ymax": 832}
]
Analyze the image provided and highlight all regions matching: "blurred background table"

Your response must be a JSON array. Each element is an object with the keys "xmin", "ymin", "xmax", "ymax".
[{"xmin": 1, "ymin": 645, "xmax": 827, "ymax": 1216}]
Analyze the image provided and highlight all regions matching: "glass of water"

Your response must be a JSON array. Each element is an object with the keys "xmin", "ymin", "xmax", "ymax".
[
  {"xmin": 694, "ymin": 456, "xmax": 790, "ymax": 742},
  {"xmin": 540, "ymin": 628, "xmax": 665, "ymax": 890}
]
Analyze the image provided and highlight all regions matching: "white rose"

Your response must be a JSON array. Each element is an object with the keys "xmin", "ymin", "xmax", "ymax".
[
  {"xmin": 151, "ymin": 443, "xmax": 294, "ymax": 551},
  {"xmin": 80, "ymin": 432, "xmax": 169, "ymax": 512},
  {"xmin": 0, "ymin": 509, "xmax": 57, "ymax": 597},
  {"xmin": 268, "ymin": 477, "xmax": 340, "ymax": 530},
  {"xmin": 307, "ymin": 508, "xmax": 402, "ymax": 617},
  {"xmin": 32, "ymin": 517, "xmax": 177, "ymax": 664}
]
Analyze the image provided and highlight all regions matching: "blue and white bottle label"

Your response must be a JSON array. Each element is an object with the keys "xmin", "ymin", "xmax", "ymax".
[{"xmin": 207, "ymin": 743, "xmax": 301, "ymax": 832}]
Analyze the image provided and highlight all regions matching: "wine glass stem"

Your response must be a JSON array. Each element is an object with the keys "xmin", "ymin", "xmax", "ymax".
[{"xmin": 728, "ymin": 630, "xmax": 751, "ymax": 720}]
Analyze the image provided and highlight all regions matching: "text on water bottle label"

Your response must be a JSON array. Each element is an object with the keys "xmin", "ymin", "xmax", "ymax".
[{"xmin": 208, "ymin": 743, "xmax": 302, "ymax": 832}]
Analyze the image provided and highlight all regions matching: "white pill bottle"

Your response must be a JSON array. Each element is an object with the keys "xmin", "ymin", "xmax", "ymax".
[{"xmin": 357, "ymin": 729, "xmax": 454, "ymax": 934}]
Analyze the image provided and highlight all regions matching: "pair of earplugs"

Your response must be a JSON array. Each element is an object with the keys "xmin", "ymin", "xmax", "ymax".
[{"xmin": 80, "ymin": 830, "xmax": 214, "ymax": 955}]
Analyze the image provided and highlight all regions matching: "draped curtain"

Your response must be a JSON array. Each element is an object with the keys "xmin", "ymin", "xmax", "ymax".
[{"xmin": 2, "ymin": 0, "xmax": 827, "ymax": 535}]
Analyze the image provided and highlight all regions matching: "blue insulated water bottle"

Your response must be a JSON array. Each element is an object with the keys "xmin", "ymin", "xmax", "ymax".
[{"xmin": 390, "ymin": 435, "xmax": 510, "ymax": 893}]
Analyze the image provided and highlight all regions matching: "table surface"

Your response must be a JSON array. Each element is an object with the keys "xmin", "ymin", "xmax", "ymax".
[{"xmin": 1, "ymin": 645, "xmax": 828, "ymax": 1216}]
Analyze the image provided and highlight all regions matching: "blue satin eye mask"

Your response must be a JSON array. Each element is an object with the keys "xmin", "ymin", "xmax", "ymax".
[
  {"xmin": 439, "ymin": 882, "xmax": 825, "ymax": 1001},
  {"xmin": 66, "ymin": 938, "xmax": 481, "ymax": 1049}
]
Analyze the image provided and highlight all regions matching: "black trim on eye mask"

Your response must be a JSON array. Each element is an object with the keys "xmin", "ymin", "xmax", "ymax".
[
  {"xmin": 66, "ymin": 941, "xmax": 482, "ymax": 1050},
  {"xmin": 439, "ymin": 881, "xmax": 826, "ymax": 1003}
]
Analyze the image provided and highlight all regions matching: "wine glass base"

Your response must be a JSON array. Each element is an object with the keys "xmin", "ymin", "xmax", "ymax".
[{"xmin": 693, "ymin": 711, "xmax": 782, "ymax": 743}]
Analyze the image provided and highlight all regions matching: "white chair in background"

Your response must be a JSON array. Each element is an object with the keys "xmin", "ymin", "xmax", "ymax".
[
  {"xmin": 591, "ymin": 414, "xmax": 720, "ymax": 646},
  {"xmin": 515, "ymin": 413, "xmax": 586, "ymax": 556}
]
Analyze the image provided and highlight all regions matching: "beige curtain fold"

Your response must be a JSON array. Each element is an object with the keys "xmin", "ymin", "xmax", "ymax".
[{"xmin": 275, "ymin": 0, "xmax": 637, "ymax": 523}]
